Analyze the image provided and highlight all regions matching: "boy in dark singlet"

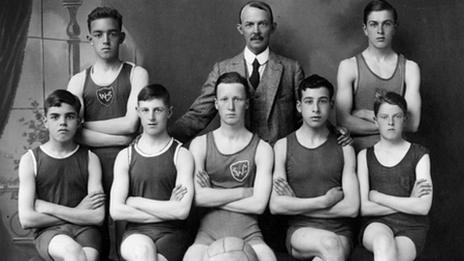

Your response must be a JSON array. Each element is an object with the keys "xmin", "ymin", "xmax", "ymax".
[
  {"xmin": 110, "ymin": 84, "xmax": 194, "ymax": 261},
  {"xmin": 358, "ymin": 92, "xmax": 432, "ymax": 261},
  {"xmin": 18, "ymin": 90, "xmax": 105, "ymax": 261},
  {"xmin": 67, "ymin": 7, "xmax": 149, "ymax": 260},
  {"xmin": 336, "ymin": 0, "xmax": 421, "ymax": 152},
  {"xmin": 270, "ymin": 75, "xmax": 359, "ymax": 261},
  {"xmin": 183, "ymin": 72, "xmax": 276, "ymax": 261}
]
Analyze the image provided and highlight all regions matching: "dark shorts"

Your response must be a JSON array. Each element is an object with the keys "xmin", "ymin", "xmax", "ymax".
[
  {"xmin": 123, "ymin": 223, "xmax": 192, "ymax": 261},
  {"xmin": 35, "ymin": 224, "xmax": 101, "ymax": 261},
  {"xmin": 360, "ymin": 214, "xmax": 429, "ymax": 254},
  {"xmin": 194, "ymin": 209, "xmax": 263, "ymax": 245},
  {"xmin": 286, "ymin": 217, "xmax": 353, "ymax": 253}
]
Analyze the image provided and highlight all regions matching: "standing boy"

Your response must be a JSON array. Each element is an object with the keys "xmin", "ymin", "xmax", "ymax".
[
  {"xmin": 183, "ymin": 72, "xmax": 276, "ymax": 261},
  {"xmin": 336, "ymin": 0, "xmax": 421, "ymax": 152},
  {"xmin": 18, "ymin": 90, "xmax": 105, "ymax": 261},
  {"xmin": 67, "ymin": 7, "xmax": 149, "ymax": 260},
  {"xmin": 270, "ymin": 75, "xmax": 359, "ymax": 261},
  {"xmin": 110, "ymin": 84, "xmax": 194, "ymax": 261}
]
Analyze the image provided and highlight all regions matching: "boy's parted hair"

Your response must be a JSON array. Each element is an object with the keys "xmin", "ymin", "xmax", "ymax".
[
  {"xmin": 215, "ymin": 72, "xmax": 251, "ymax": 99},
  {"xmin": 363, "ymin": 0, "xmax": 398, "ymax": 24},
  {"xmin": 373, "ymin": 91, "xmax": 407, "ymax": 116},
  {"xmin": 297, "ymin": 74, "xmax": 334, "ymax": 100},
  {"xmin": 137, "ymin": 84, "xmax": 171, "ymax": 106},
  {"xmin": 87, "ymin": 7, "xmax": 123, "ymax": 31},
  {"xmin": 44, "ymin": 89, "xmax": 81, "ymax": 115}
]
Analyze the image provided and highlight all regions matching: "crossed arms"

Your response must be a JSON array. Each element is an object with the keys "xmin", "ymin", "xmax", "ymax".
[{"xmin": 18, "ymin": 151, "xmax": 105, "ymax": 229}]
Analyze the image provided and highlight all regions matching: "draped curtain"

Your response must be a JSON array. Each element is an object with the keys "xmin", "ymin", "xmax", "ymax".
[{"xmin": 0, "ymin": 0, "xmax": 33, "ymax": 138}]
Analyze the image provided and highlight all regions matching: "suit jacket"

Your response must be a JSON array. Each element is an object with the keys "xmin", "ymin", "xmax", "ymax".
[{"xmin": 170, "ymin": 51, "xmax": 304, "ymax": 145}]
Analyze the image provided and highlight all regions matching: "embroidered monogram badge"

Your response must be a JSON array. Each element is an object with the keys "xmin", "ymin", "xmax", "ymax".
[
  {"xmin": 230, "ymin": 160, "xmax": 250, "ymax": 183},
  {"xmin": 96, "ymin": 86, "xmax": 114, "ymax": 106}
]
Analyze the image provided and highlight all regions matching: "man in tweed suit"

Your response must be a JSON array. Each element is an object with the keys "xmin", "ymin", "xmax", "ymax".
[{"xmin": 170, "ymin": 1, "xmax": 304, "ymax": 145}]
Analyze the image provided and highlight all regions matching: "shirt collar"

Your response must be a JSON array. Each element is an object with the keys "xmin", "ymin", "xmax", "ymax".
[{"xmin": 244, "ymin": 46, "xmax": 269, "ymax": 65}]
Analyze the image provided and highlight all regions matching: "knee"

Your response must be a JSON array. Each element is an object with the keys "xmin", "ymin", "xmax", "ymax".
[
  {"xmin": 131, "ymin": 243, "xmax": 156, "ymax": 260},
  {"xmin": 320, "ymin": 236, "xmax": 344, "ymax": 260},
  {"xmin": 63, "ymin": 243, "xmax": 85, "ymax": 259},
  {"xmin": 373, "ymin": 234, "xmax": 396, "ymax": 253}
]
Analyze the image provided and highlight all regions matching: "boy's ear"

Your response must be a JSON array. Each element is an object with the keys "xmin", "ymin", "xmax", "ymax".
[
  {"xmin": 167, "ymin": 106, "xmax": 173, "ymax": 118},
  {"xmin": 119, "ymin": 32, "xmax": 126, "ymax": 44},
  {"xmin": 296, "ymin": 100, "xmax": 302, "ymax": 113}
]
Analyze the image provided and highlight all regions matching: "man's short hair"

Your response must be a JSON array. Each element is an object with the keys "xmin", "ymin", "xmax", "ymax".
[
  {"xmin": 137, "ymin": 84, "xmax": 171, "ymax": 106},
  {"xmin": 87, "ymin": 7, "xmax": 123, "ymax": 31},
  {"xmin": 373, "ymin": 91, "xmax": 407, "ymax": 116},
  {"xmin": 239, "ymin": 1, "xmax": 274, "ymax": 24},
  {"xmin": 215, "ymin": 72, "xmax": 250, "ymax": 99},
  {"xmin": 44, "ymin": 89, "xmax": 81, "ymax": 115},
  {"xmin": 363, "ymin": 0, "xmax": 398, "ymax": 24},
  {"xmin": 297, "ymin": 74, "xmax": 334, "ymax": 100}
]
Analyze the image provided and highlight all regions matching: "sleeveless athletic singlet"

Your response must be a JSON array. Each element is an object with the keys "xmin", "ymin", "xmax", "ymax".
[
  {"xmin": 366, "ymin": 143, "xmax": 429, "ymax": 226},
  {"xmin": 353, "ymin": 53, "xmax": 406, "ymax": 151},
  {"xmin": 31, "ymin": 146, "xmax": 89, "ymax": 234},
  {"xmin": 205, "ymin": 132, "xmax": 259, "ymax": 188},
  {"xmin": 83, "ymin": 62, "xmax": 132, "ymax": 121},
  {"xmin": 126, "ymin": 138, "xmax": 183, "ymax": 228}
]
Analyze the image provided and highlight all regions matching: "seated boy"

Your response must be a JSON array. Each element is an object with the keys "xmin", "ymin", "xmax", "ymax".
[
  {"xmin": 358, "ymin": 91, "xmax": 432, "ymax": 261},
  {"xmin": 183, "ymin": 72, "xmax": 276, "ymax": 261},
  {"xmin": 270, "ymin": 75, "xmax": 359, "ymax": 261},
  {"xmin": 18, "ymin": 89, "xmax": 105, "ymax": 261},
  {"xmin": 110, "ymin": 84, "xmax": 194, "ymax": 261}
]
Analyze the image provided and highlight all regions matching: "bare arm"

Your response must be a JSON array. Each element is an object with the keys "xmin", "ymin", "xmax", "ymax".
[
  {"xmin": 84, "ymin": 66, "xmax": 148, "ymax": 134},
  {"xmin": 357, "ymin": 149, "xmax": 397, "ymax": 216},
  {"xmin": 220, "ymin": 141, "xmax": 273, "ymax": 215},
  {"xmin": 126, "ymin": 147, "xmax": 195, "ymax": 220},
  {"xmin": 109, "ymin": 148, "xmax": 162, "ymax": 223},
  {"xmin": 370, "ymin": 154, "xmax": 432, "ymax": 215},
  {"xmin": 169, "ymin": 64, "xmax": 221, "ymax": 143},
  {"xmin": 403, "ymin": 60, "xmax": 421, "ymax": 132},
  {"xmin": 269, "ymin": 139, "xmax": 342, "ymax": 215},
  {"xmin": 18, "ymin": 152, "xmax": 64, "ymax": 229},
  {"xmin": 305, "ymin": 145, "xmax": 360, "ymax": 218},
  {"xmin": 336, "ymin": 58, "xmax": 378, "ymax": 135},
  {"xmin": 34, "ymin": 151, "xmax": 105, "ymax": 225},
  {"xmin": 67, "ymin": 72, "xmax": 135, "ymax": 147}
]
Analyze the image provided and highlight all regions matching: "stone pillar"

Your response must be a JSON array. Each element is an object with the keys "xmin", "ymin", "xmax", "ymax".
[{"xmin": 62, "ymin": 0, "xmax": 82, "ymax": 75}]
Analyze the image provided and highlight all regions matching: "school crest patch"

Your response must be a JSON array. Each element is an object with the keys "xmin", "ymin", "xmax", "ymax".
[
  {"xmin": 96, "ymin": 86, "xmax": 114, "ymax": 106},
  {"xmin": 230, "ymin": 160, "xmax": 250, "ymax": 183}
]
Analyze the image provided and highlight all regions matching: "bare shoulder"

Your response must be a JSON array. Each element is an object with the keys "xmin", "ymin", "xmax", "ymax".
[
  {"xmin": 405, "ymin": 59, "xmax": 420, "ymax": 74},
  {"xmin": 67, "ymin": 70, "xmax": 86, "ymax": 94},
  {"xmin": 338, "ymin": 56, "xmax": 357, "ymax": 73}
]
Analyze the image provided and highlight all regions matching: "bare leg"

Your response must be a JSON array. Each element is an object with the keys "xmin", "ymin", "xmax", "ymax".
[
  {"xmin": 395, "ymin": 236, "xmax": 416, "ymax": 261},
  {"xmin": 48, "ymin": 234, "xmax": 87, "ymax": 261},
  {"xmin": 363, "ymin": 222, "xmax": 397, "ymax": 261},
  {"xmin": 183, "ymin": 244, "xmax": 208, "ymax": 261},
  {"xmin": 250, "ymin": 243, "xmax": 277, "ymax": 261},
  {"xmin": 82, "ymin": 247, "xmax": 99, "ymax": 261},
  {"xmin": 120, "ymin": 233, "xmax": 156, "ymax": 261},
  {"xmin": 290, "ymin": 227, "xmax": 350, "ymax": 261}
]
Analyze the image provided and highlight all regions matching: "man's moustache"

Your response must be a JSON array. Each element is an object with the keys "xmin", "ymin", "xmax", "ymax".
[{"xmin": 251, "ymin": 35, "xmax": 263, "ymax": 40}]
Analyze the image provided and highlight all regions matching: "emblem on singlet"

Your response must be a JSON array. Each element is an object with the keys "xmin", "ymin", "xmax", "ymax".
[
  {"xmin": 230, "ymin": 160, "xmax": 250, "ymax": 183},
  {"xmin": 96, "ymin": 86, "xmax": 114, "ymax": 106}
]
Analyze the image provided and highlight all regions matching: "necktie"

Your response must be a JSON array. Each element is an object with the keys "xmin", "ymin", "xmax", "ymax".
[{"xmin": 249, "ymin": 58, "xmax": 260, "ymax": 89}]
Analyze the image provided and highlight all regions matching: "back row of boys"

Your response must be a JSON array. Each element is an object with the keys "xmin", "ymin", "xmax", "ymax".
[{"xmin": 17, "ymin": 1, "xmax": 432, "ymax": 261}]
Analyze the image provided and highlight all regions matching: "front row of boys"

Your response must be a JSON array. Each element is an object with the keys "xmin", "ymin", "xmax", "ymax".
[{"xmin": 18, "ymin": 72, "xmax": 432, "ymax": 261}]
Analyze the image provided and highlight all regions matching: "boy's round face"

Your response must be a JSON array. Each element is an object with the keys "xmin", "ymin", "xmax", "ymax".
[
  {"xmin": 375, "ymin": 103, "xmax": 406, "ymax": 141},
  {"xmin": 137, "ymin": 99, "xmax": 171, "ymax": 136},
  {"xmin": 44, "ymin": 104, "xmax": 80, "ymax": 143},
  {"xmin": 363, "ymin": 10, "xmax": 396, "ymax": 49},
  {"xmin": 297, "ymin": 87, "xmax": 332, "ymax": 129},
  {"xmin": 88, "ymin": 18, "xmax": 124, "ymax": 60},
  {"xmin": 215, "ymin": 83, "xmax": 249, "ymax": 126}
]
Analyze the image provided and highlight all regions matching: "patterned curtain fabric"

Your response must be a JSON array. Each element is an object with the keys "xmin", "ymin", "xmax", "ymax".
[{"xmin": 0, "ymin": 0, "xmax": 33, "ymax": 138}]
